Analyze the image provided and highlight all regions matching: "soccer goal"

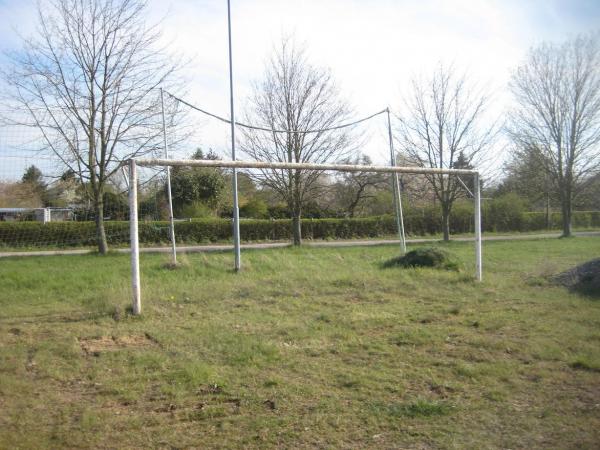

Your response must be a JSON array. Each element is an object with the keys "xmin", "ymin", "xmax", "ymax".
[{"xmin": 127, "ymin": 157, "xmax": 482, "ymax": 315}]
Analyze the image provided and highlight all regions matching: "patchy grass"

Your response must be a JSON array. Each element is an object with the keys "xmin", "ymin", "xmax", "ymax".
[{"xmin": 0, "ymin": 238, "xmax": 600, "ymax": 448}]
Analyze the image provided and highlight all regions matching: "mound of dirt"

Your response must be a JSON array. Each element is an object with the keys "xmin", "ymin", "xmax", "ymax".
[
  {"xmin": 383, "ymin": 247, "xmax": 459, "ymax": 271},
  {"xmin": 552, "ymin": 258, "xmax": 600, "ymax": 297}
]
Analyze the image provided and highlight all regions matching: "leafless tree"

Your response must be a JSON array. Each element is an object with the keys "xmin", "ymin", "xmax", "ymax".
[
  {"xmin": 508, "ymin": 33, "xmax": 600, "ymax": 237},
  {"xmin": 2, "ymin": 0, "xmax": 183, "ymax": 253},
  {"xmin": 333, "ymin": 154, "xmax": 387, "ymax": 217},
  {"xmin": 240, "ymin": 38, "xmax": 352, "ymax": 245},
  {"xmin": 397, "ymin": 64, "xmax": 494, "ymax": 241}
]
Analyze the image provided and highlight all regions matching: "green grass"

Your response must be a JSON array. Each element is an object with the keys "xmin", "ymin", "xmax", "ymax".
[{"xmin": 1, "ymin": 237, "xmax": 599, "ymax": 448}]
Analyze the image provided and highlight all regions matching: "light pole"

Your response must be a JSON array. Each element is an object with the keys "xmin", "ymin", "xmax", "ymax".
[{"xmin": 227, "ymin": 0, "xmax": 241, "ymax": 271}]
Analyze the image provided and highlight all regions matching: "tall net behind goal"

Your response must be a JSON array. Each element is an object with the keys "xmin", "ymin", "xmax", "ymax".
[
  {"xmin": 0, "ymin": 109, "xmax": 169, "ymax": 251},
  {"xmin": 156, "ymin": 92, "xmax": 409, "ymax": 262}
]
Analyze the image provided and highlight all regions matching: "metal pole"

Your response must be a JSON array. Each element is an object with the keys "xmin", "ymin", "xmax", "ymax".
[
  {"xmin": 160, "ymin": 88, "xmax": 177, "ymax": 265},
  {"xmin": 129, "ymin": 159, "xmax": 141, "ymax": 315},
  {"xmin": 474, "ymin": 172, "xmax": 482, "ymax": 281},
  {"xmin": 386, "ymin": 108, "xmax": 406, "ymax": 254},
  {"xmin": 227, "ymin": 0, "xmax": 241, "ymax": 271}
]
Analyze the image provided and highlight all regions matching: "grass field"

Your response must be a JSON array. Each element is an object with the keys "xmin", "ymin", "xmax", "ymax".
[{"xmin": 1, "ymin": 237, "xmax": 599, "ymax": 448}]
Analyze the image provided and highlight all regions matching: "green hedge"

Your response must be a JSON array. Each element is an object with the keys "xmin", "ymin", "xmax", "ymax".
[{"xmin": 1, "ymin": 210, "xmax": 599, "ymax": 248}]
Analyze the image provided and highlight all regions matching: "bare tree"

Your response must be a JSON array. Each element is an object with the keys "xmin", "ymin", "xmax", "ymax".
[
  {"xmin": 508, "ymin": 33, "xmax": 600, "ymax": 237},
  {"xmin": 240, "ymin": 38, "xmax": 352, "ymax": 245},
  {"xmin": 2, "ymin": 0, "xmax": 182, "ymax": 253},
  {"xmin": 397, "ymin": 64, "xmax": 493, "ymax": 241},
  {"xmin": 333, "ymin": 154, "xmax": 386, "ymax": 217}
]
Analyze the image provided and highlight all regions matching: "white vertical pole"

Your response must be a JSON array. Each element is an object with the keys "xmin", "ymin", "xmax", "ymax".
[
  {"xmin": 160, "ymin": 88, "xmax": 177, "ymax": 265},
  {"xmin": 474, "ymin": 172, "xmax": 482, "ymax": 281},
  {"xmin": 129, "ymin": 159, "xmax": 141, "ymax": 314},
  {"xmin": 386, "ymin": 108, "xmax": 406, "ymax": 255},
  {"xmin": 227, "ymin": 0, "xmax": 241, "ymax": 272}
]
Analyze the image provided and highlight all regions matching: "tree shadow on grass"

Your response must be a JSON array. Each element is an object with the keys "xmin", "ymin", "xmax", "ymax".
[
  {"xmin": 0, "ymin": 304, "xmax": 140, "ymax": 326},
  {"xmin": 0, "ymin": 310, "xmax": 110, "ymax": 325}
]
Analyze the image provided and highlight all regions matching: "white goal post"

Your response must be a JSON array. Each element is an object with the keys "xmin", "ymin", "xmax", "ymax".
[{"xmin": 128, "ymin": 158, "xmax": 482, "ymax": 315}]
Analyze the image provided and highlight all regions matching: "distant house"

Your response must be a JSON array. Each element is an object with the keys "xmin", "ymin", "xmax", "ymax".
[{"xmin": 0, "ymin": 207, "xmax": 73, "ymax": 223}]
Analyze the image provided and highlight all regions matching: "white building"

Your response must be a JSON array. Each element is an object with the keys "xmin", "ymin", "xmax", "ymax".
[{"xmin": 0, "ymin": 207, "xmax": 73, "ymax": 223}]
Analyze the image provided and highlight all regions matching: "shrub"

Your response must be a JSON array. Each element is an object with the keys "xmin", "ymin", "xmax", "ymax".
[
  {"xmin": 0, "ymin": 210, "xmax": 598, "ymax": 248},
  {"xmin": 240, "ymin": 198, "xmax": 269, "ymax": 219},
  {"xmin": 485, "ymin": 193, "xmax": 527, "ymax": 232},
  {"xmin": 450, "ymin": 200, "xmax": 474, "ymax": 234},
  {"xmin": 181, "ymin": 201, "xmax": 214, "ymax": 219}
]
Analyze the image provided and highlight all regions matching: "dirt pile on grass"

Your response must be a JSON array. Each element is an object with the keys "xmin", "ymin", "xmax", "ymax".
[
  {"xmin": 383, "ymin": 247, "xmax": 459, "ymax": 271},
  {"xmin": 552, "ymin": 258, "xmax": 600, "ymax": 297}
]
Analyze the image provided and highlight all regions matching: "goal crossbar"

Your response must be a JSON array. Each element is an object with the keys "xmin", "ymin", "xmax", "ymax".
[
  {"xmin": 134, "ymin": 157, "xmax": 479, "ymax": 176},
  {"xmin": 127, "ymin": 158, "xmax": 483, "ymax": 315}
]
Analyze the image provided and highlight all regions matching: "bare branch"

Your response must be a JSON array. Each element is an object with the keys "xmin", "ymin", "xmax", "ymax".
[
  {"xmin": 507, "ymin": 32, "xmax": 600, "ymax": 236},
  {"xmin": 239, "ymin": 37, "xmax": 353, "ymax": 245},
  {"xmin": 397, "ymin": 63, "xmax": 494, "ymax": 240},
  {"xmin": 1, "ymin": 0, "xmax": 186, "ymax": 253}
]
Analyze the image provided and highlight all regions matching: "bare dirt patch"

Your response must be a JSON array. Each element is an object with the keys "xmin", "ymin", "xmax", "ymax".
[{"xmin": 79, "ymin": 334, "xmax": 155, "ymax": 355}]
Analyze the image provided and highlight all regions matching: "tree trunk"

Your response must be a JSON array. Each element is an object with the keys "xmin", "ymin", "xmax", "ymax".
[
  {"xmin": 292, "ymin": 213, "xmax": 302, "ymax": 246},
  {"xmin": 94, "ymin": 192, "xmax": 109, "ymax": 254},
  {"xmin": 561, "ymin": 200, "xmax": 572, "ymax": 238},
  {"xmin": 545, "ymin": 192, "xmax": 550, "ymax": 230},
  {"xmin": 442, "ymin": 205, "xmax": 451, "ymax": 242},
  {"xmin": 291, "ymin": 171, "xmax": 302, "ymax": 246}
]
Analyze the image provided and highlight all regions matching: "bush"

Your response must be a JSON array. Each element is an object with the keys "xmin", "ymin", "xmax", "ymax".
[
  {"xmin": 240, "ymin": 198, "xmax": 269, "ymax": 219},
  {"xmin": 450, "ymin": 201, "xmax": 474, "ymax": 234},
  {"xmin": 485, "ymin": 193, "xmax": 527, "ymax": 232},
  {"xmin": 403, "ymin": 206, "xmax": 440, "ymax": 236},
  {"xmin": 521, "ymin": 211, "xmax": 600, "ymax": 231},
  {"xmin": 383, "ymin": 247, "xmax": 459, "ymax": 271},
  {"xmin": 267, "ymin": 204, "xmax": 289, "ymax": 219},
  {"xmin": 1, "ymin": 209, "xmax": 599, "ymax": 248},
  {"xmin": 181, "ymin": 201, "xmax": 214, "ymax": 219},
  {"xmin": 102, "ymin": 191, "xmax": 129, "ymax": 221}
]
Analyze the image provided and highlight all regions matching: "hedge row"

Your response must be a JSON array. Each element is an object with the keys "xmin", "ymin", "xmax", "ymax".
[{"xmin": 1, "ymin": 209, "xmax": 599, "ymax": 248}]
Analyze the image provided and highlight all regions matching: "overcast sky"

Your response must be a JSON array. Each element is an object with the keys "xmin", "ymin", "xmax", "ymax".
[{"xmin": 0, "ymin": 0, "xmax": 599, "ymax": 178}]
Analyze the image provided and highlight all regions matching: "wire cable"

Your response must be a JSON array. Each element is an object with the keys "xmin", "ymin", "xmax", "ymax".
[{"xmin": 164, "ymin": 91, "xmax": 387, "ymax": 134}]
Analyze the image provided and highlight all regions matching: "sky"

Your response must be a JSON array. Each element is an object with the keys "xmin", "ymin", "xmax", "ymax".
[{"xmin": 0, "ymin": 0, "xmax": 599, "ymax": 180}]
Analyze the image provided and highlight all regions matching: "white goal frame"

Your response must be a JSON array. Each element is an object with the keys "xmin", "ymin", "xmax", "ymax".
[{"xmin": 128, "ymin": 158, "xmax": 482, "ymax": 315}]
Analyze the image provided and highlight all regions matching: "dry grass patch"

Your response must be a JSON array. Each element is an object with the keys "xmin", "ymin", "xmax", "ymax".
[{"xmin": 78, "ymin": 334, "xmax": 156, "ymax": 355}]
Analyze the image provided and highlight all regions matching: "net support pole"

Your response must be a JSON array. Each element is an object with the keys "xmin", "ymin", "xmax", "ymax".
[
  {"xmin": 160, "ymin": 87, "xmax": 177, "ymax": 265},
  {"xmin": 386, "ymin": 108, "xmax": 406, "ymax": 255},
  {"xmin": 474, "ymin": 172, "xmax": 482, "ymax": 281},
  {"xmin": 129, "ymin": 159, "xmax": 141, "ymax": 315},
  {"xmin": 227, "ymin": 0, "xmax": 241, "ymax": 272}
]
